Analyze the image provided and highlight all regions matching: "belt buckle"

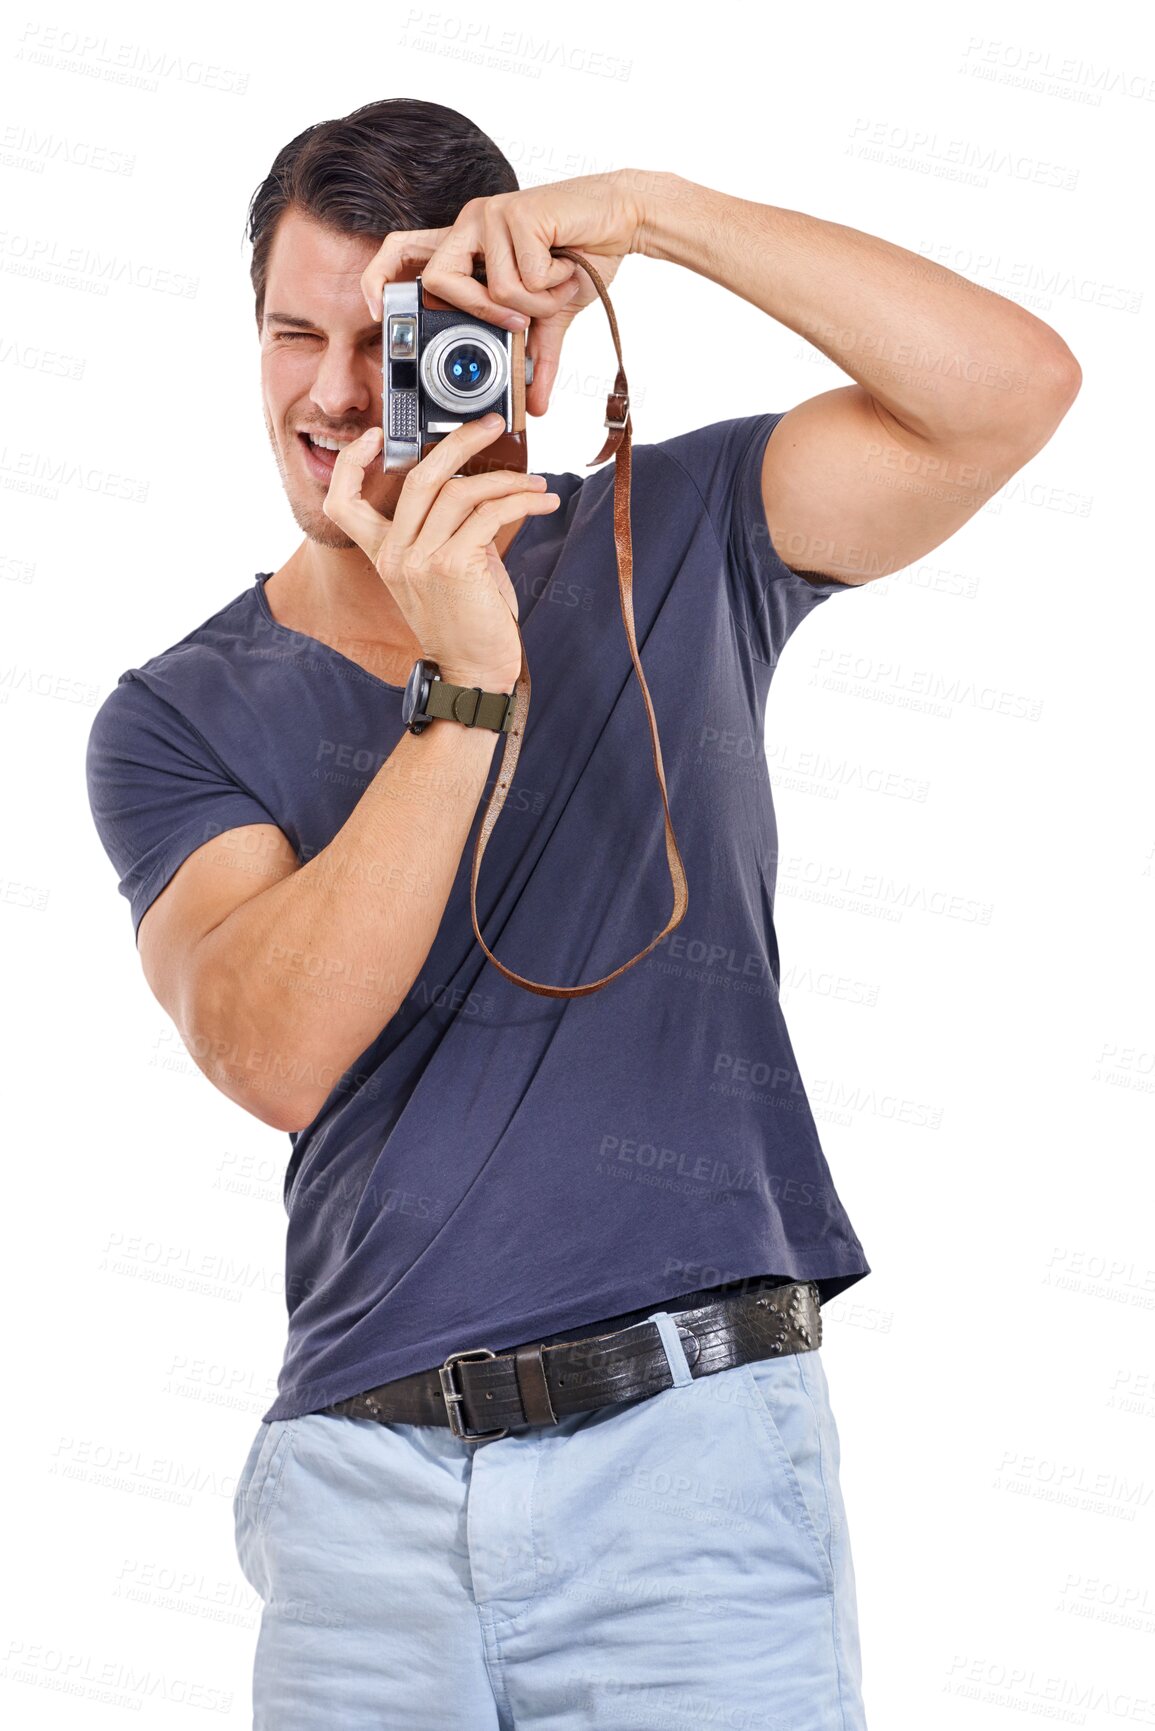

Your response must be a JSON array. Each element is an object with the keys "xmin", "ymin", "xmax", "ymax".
[{"xmin": 438, "ymin": 1348, "xmax": 510, "ymax": 1444}]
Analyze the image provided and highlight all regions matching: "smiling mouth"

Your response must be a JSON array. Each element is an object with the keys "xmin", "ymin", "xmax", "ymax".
[{"xmin": 297, "ymin": 431, "xmax": 348, "ymax": 475}]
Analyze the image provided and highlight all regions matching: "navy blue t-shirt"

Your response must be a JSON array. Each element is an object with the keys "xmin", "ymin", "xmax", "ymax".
[{"xmin": 86, "ymin": 412, "xmax": 872, "ymax": 1421}]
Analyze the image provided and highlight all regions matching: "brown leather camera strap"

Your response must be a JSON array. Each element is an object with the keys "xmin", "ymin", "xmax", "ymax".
[{"xmin": 468, "ymin": 246, "xmax": 689, "ymax": 998}]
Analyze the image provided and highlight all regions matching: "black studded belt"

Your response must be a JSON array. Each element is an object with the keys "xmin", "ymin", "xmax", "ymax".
[{"xmin": 319, "ymin": 1278, "xmax": 821, "ymax": 1445}]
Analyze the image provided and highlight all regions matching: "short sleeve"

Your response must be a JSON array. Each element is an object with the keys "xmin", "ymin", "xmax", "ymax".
[
  {"xmin": 652, "ymin": 411, "xmax": 857, "ymax": 667},
  {"xmin": 86, "ymin": 674, "xmax": 284, "ymax": 946}
]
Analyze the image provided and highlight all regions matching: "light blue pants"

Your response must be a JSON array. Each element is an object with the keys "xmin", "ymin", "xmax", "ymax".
[{"xmin": 233, "ymin": 1310, "xmax": 867, "ymax": 1729}]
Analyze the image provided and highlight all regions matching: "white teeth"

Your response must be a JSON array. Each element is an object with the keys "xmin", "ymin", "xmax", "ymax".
[{"xmin": 306, "ymin": 434, "xmax": 355, "ymax": 452}]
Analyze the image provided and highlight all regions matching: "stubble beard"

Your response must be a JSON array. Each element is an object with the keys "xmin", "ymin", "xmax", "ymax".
[{"xmin": 265, "ymin": 412, "xmax": 356, "ymax": 551}]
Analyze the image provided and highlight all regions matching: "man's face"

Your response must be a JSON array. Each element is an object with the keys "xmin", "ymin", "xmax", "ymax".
[{"xmin": 259, "ymin": 207, "xmax": 407, "ymax": 550}]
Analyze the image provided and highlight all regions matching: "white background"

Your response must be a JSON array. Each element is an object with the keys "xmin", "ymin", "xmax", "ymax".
[{"xmin": 3, "ymin": 0, "xmax": 1153, "ymax": 1724}]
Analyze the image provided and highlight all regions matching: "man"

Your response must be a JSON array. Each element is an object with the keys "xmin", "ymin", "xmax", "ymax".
[{"xmin": 86, "ymin": 97, "xmax": 1080, "ymax": 1729}]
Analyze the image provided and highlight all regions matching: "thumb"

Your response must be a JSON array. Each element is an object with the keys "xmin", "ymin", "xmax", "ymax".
[{"xmin": 320, "ymin": 426, "xmax": 391, "ymax": 561}]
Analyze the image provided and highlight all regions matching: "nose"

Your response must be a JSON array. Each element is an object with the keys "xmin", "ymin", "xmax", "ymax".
[{"xmin": 309, "ymin": 344, "xmax": 375, "ymax": 422}]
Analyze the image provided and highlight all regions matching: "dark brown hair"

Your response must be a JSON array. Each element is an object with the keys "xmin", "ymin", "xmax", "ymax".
[{"xmin": 243, "ymin": 97, "xmax": 519, "ymax": 332}]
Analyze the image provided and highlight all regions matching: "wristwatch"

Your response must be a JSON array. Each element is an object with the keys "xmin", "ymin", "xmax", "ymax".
[{"xmin": 402, "ymin": 657, "xmax": 516, "ymax": 735}]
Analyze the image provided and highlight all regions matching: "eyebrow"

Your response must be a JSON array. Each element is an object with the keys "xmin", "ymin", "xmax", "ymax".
[{"xmin": 265, "ymin": 312, "xmax": 381, "ymax": 335}]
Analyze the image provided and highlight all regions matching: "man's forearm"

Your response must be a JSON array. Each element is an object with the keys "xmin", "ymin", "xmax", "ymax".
[
  {"xmin": 629, "ymin": 169, "xmax": 1079, "ymax": 441},
  {"xmin": 190, "ymin": 720, "xmax": 504, "ymax": 1132}
]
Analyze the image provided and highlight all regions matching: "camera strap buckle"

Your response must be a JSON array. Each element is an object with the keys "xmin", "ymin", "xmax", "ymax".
[{"xmin": 604, "ymin": 388, "xmax": 629, "ymax": 431}]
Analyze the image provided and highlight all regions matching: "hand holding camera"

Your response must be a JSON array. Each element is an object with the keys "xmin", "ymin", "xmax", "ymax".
[
  {"xmin": 321, "ymin": 415, "xmax": 558, "ymax": 693},
  {"xmin": 360, "ymin": 168, "xmax": 643, "ymax": 418}
]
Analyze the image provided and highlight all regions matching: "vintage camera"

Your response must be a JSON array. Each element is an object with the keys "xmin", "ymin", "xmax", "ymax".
[{"xmin": 382, "ymin": 274, "xmax": 534, "ymax": 478}]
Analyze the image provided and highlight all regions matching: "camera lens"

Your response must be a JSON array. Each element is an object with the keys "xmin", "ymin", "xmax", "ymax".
[
  {"xmin": 421, "ymin": 325, "xmax": 508, "ymax": 413},
  {"xmin": 440, "ymin": 342, "xmax": 493, "ymax": 394}
]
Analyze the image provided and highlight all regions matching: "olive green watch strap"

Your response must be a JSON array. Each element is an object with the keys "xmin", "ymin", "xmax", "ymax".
[{"xmin": 424, "ymin": 677, "xmax": 514, "ymax": 732}]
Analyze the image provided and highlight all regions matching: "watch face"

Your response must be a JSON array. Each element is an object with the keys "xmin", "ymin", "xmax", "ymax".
[
  {"xmin": 403, "ymin": 658, "xmax": 437, "ymax": 731},
  {"xmin": 402, "ymin": 659, "xmax": 424, "ymax": 726}
]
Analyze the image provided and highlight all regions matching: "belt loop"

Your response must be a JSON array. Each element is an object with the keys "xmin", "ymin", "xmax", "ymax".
[
  {"xmin": 647, "ymin": 1310, "xmax": 694, "ymax": 1387},
  {"xmin": 513, "ymin": 1344, "xmax": 558, "ymax": 1426}
]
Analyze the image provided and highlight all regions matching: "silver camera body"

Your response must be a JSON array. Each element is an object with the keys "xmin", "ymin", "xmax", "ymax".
[{"xmin": 382, "ymin": 276, "xmax": 533, "ymax": 474}]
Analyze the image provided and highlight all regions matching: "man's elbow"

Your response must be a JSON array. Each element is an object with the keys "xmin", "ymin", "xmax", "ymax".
[
  {"xmin": 1039, "ymin": 339, "xmax": 1082, "ymax": 414},
  {"xmin": 994, "ymin": 339, "xmax": 1082, "ymax": 467},
  {"xmin": 180, "ymin": 977, "xmax": 321, "ymax": 1134},
  {"xmin": 1017, "ymin": 332, "xmax": 1082, "ymax": 429},
  {"xmin": 268, "ymin": 1094, "xmax": 322, "ymax": 1136},
  {"xmin": 252, "ymin": 1094, "xmax": 314, "ymax": 1135},
  {"xmin": 197, "ymin": 1065, "xmax": 317, "ymax": 1135}
]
